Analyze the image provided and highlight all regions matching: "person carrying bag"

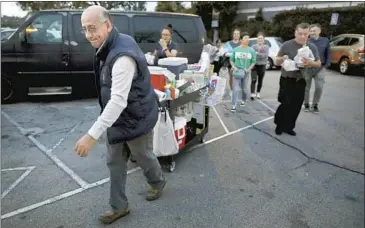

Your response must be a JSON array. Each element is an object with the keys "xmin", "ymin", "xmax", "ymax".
[{"xmin": 229, "ymin": 32, "xmax": 257, "ymax": 112}]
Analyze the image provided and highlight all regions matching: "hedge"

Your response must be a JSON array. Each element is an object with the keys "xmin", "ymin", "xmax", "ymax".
[
  {"xmin": 272, "ymin": 4, "xmax": 365, "ymax": 41},
  {"xmin": 231, "ymin": 4, "xmax": 365, "ymax": 41}
]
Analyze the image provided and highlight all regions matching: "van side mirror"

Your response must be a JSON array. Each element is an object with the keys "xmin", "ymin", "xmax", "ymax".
[{"xmin": 19, "ymin": 31, "xmax": 27, "ymax": 43}]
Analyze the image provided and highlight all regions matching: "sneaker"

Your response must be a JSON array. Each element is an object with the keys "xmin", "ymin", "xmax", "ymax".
[
  {"xmin": 312, "ymin": 104, "xmax": 319, "ymax": 113},
  {"xmin": 256, "ymin": 93, "xmax": 261, "ymax": 99},
  {"xmin": 250, "ymin": 93, "xmax": 256, "ymax": 100},
  {"xmin": 146, "ymin": 181, "xmax": 166, "ymax": 201},
  {"xmin": 99, "ymin": 208, "xmax": 130, "ymax": 224},
  {"xmin": 240, "ymin": 101, "xmax": 246, "ymax": 107},
  {"xmin": 231, "ymin": 106, "xmax": 236, "ymax": 112},
  {"xmin": 304, "ymin": 103, "xmax": 310, "ymax": 112}
]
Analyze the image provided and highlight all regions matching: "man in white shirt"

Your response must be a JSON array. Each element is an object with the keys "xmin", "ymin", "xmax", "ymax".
[{"xmin": 74, "ymin": 5, "xmax": 166, "ymax": 224}]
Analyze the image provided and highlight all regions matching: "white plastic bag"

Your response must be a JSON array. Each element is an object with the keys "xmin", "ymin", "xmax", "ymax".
[
  {"xmin": 153, "ymin": 109, "xmax": 179, "ymax": 157},
  {"xmin": 145, "ymin": 52, "xmax": 155, "ymax": 65},
  {"xmin": 282, "ymin": 59, "xmax": 299, "ymax": 71},
  {"xmin": 294, "ymin": 46, "xmax": 315, "ymax": 68}
]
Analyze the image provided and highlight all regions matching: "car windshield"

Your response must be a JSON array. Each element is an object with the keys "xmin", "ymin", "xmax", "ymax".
[{"xmin": 275, "ymin": 37, "xmax": 283, "ymax": 47}]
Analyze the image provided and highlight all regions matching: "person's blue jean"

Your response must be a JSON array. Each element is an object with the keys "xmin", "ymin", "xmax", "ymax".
[{"xmin": 232, "ymin": 72, "xmax": 250, "ymax": 106}]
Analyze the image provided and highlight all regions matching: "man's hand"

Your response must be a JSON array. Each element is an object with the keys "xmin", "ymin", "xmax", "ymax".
[
  {"xmin": 75, "ymin": 134, "xmax": 97, "ymax": 157},
  {"xmin": 302, "ymin": 57, "xmax": 316, "ymax": 68}
]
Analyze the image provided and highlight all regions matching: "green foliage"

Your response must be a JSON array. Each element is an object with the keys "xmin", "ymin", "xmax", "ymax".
[
  {"xmin": 17, "ymin": 1, "xmax": 146, "ymax": 11},
  {"xmin": 255, "ymin": 7, "xmax": 264, "ymax": 22},
  {"xmin": 272, "ymin": 6, "xmax": 365, "ymax": 41},
  {"xmin": 155, "ymin": 2, "xmax": 186, "ymax": 13},
  {"xmin": 1, "ymin": 15, "xmax": 25, "ymax": 28}
]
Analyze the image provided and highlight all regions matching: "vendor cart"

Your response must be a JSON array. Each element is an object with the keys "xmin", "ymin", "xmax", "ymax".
[{"xmin": 157, "ymin": 83, "xmax": 210, "ymax": 172}]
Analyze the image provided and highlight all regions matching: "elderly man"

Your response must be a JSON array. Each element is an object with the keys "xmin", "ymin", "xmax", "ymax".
[
  {"xmin": 304, "ymin": 23, "xmax": 331, "ymax": 113},
  {"xmin": 74, "ymin": 5, "xmax": 166, "ymax": 224},
  {"xmin": 274, "ymin": 23, "xmax": 321, "ymax": 136}
]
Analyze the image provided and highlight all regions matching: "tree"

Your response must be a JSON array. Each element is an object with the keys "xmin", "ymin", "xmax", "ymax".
[
  {"xmin": 155, "ymin": 2, "xmax": 186, "ymax": 13},
  {"xmin": 1, "ymin": 15, "xmax": 25, "ymax": 28},
  {"xmin": 255, "ymin": 7, "xmax": 264, "ymax": 22},
  {"xmin": 17, "ymin": 1, "xmax": 146, "ymax": 11}
]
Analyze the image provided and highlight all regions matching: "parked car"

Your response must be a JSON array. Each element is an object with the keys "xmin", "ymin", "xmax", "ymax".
[
  {"xmin": 248, "ymin": 36, "xmax": 283, "ymax": 70},
  {"xmin": 329, "ymin": 34, "xmax": 364, "ymax": 75},
  {"xmin": 1, "ymin": 28, "xmax": 16, "ymax": 41},
  {"xmin": 1, "ymin": 9, "xmax": 207, "ymax": 103}
]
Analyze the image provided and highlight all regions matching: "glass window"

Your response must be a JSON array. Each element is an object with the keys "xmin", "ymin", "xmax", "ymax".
[
  {"xmin": 72, "ymin": 14, "xmax": 129, "ymax": 43},
  {"xmin": 332, "ymin": 37, "xmax": 351, "ymax": 46},
  {"xmin": 264, "ymin": 39, "xmax": 271, "ymax": 47},
  {"xmin": 25, "ymin": 13, "xmax": 63, "ymax": 44},
  {"xmin": 133, "ymin": 16, "xmax": 198, "ymax": 43},
  {"xmin": 348, "ymin": 38, "xmax": 359, "ymax": 45}
]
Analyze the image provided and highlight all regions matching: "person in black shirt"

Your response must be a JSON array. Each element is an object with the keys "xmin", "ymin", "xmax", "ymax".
[{"xmin": 153, "ymin": 24, "xmax": 178, "ymax": 60}]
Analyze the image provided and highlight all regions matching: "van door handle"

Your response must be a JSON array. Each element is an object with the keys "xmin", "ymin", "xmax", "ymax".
[{"xmin": 62, "ymin": 54, "xmax": 69, "ymax": 66}]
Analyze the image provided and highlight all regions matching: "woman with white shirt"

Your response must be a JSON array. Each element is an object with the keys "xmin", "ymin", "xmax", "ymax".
[{"xmin": 212, "ymin": 39, "xmax": 225, "ymax": 75}]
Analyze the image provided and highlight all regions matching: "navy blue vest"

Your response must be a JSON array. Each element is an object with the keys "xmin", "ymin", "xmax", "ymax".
[{"xmin": 94, "ymin": 27, "xmax": 158, "ymax": 144}]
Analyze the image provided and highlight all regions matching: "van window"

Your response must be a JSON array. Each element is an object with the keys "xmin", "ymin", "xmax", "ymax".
[
  {"xmin": 71, "ymin": 14, "xmax": 129, "ymax": 43},
  {"xmin": 133, "ymin": 16, "xmax": 198, "ymax": 43},
  {"xmin": 25, "ymin": 13, "xmax": 63, "ymax": 44}
]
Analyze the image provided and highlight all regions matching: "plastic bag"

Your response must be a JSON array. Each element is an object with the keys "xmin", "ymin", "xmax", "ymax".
[
  {"xmin": 282, "ymin": 59, "xmax": 298, "ymax": 71},
  {"xmin": 294, "ymin": 46, "xmax": 315, "ymax": 68},
  {"xmin": 153, "ymin": 109, "xmax": 179, "ymax": 157},
  {"xmin": 145, "ymin": 52, "xmax": 155, "ymax": 65}
]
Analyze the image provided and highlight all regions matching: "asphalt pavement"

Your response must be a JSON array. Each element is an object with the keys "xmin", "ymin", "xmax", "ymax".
[{"xmin": 1, "ymin": 69, "xmax": 364, "ymax": 228}]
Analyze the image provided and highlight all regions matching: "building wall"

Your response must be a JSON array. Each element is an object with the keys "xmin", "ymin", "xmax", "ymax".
[{"xmin": 235, "ymin": 1, "xmax": 364, "ymax": 22}]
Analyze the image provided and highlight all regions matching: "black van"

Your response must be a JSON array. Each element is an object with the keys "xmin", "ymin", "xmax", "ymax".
[{"xmin": 1, "ymin": 10, "xmax": 207, "ymax": 103}]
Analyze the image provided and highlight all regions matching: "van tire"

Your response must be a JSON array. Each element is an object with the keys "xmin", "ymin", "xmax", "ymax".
[{"xmin": 1, "ymin": 77, "xmax": 15, "ymax": 104}]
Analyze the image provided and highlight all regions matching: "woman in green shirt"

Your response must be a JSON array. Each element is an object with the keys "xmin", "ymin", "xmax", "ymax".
[{"xmin": 230, "ymin": 32, "xmax": 257, "ymax": 112}]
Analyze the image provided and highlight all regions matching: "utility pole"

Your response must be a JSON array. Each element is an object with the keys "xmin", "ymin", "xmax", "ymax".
[{"xmin": 212, "ymin": 8, "xmax": 220, "ymax": 44}]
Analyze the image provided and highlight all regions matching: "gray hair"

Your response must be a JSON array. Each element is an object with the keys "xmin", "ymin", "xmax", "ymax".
[{"xmin": 83, "ymin": 5, "xmax": 111, "ymax": 23}]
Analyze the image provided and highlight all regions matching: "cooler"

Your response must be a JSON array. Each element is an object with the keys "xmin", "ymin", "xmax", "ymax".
[
  {"xmin": 158, "ymin": 57, "xmax": 188, "ymax": 80},
  {"xmin": 174, "ymin": 116, "xmax": 187, "ymax": 150},
  {"xmin": 148, "ymin": 66, "xmax": 175, "ymax": 91}
]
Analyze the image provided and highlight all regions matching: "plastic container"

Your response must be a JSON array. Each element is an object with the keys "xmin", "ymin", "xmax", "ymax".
[
  {"xmin": 158, "ymin": 57, "xmax": 188, "ymax": 80},
  {"xmin": 151, "ymin": 74, "xmax": 167, "ymax": 91},
  {"xmin": 174, "ymin": 116, "xmax": 187, "ymax": 150}
]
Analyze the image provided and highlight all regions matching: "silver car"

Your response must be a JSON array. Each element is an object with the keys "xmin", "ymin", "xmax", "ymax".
[{"xmin": 249, "ymin": 36, "xmax": 283, "ymax": 70}]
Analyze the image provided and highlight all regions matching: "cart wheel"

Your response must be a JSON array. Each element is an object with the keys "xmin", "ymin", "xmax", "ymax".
[{"xmin": 168, "ymin": 161, "xmax": 176, "ymax": 172}]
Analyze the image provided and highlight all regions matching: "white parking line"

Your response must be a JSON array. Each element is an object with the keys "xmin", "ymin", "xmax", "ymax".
[
  {"xmin": 50, "ymin": 121, "xmax": 83, "ymax": 152},
  {"xmin": 257, "ymin": 100, "xmax": 276, "ymax": 113},
  {"xmin": 1, "ymin": 167, "xmax": 141, "ymax": 220},
  {"xmin": 1, "ymin": 99, "xmax": 276, "ymax": 220},
  {"xmin": 1, "ymin": 166, "xmax": 35, "ymax": 199},
  {"xmin": 212, "ymin": 107, "xmax": 229, "ymax": 133},
  {"xmin": 0, "ymin": 115, "xmax": 274, "ymax": 220},
  {"xmin": 1, "ymin": 111, "xmax": 89, "ymax": 189}
]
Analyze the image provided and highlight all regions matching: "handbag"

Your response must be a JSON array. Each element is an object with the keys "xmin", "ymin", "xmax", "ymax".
[{"xmin": 232, "ymin": 68, "xmax": 247, "ymax": 79}]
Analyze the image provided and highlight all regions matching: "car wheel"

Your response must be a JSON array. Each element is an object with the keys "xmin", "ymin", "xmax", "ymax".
[
  {"xmin": 1, "ymin": 77, "xmax": 14, "ymax": 103},
  {"xmin": 339, "ymin": 57, "xmax": 350, "ymax": 75},
  {"xmin": 266, "ymin": 58, "xmax": 273, "ymax": 70}
]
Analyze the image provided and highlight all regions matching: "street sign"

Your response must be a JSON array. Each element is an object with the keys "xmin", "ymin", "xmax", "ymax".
[
  {"xmin": 330, "ymin": 13, "xmax": 339, "ymax": 25},
  {"xmin": 211, "ymin": 20, "xmax": 219, "ymax": 28}
]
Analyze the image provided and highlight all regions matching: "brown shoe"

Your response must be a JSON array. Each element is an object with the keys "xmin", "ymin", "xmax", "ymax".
[
  {"xmin": 146, "ymin": 181, "xmax": 166, "ymax": 201},
  {"xmin": 98, "ymin": 208, "xmax": 130, "ymax": 224}
]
